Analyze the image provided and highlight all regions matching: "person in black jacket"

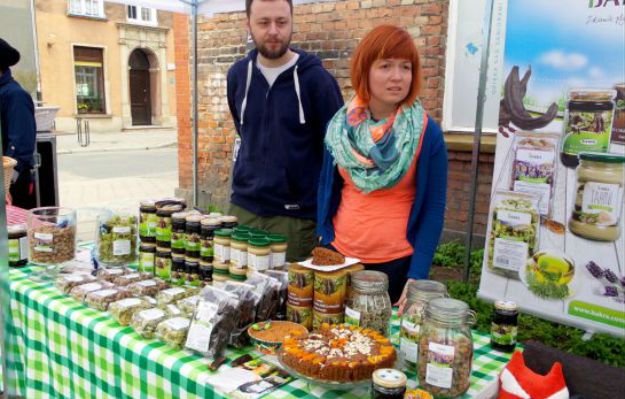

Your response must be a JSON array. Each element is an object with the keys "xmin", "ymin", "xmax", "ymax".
[
  {"xmin": 226, "ymin": 0, "xmax": 343, "ymax": 261},
  {"xmin": 0, "ymin": 38, "xmax": 37, "ymax": 209}
]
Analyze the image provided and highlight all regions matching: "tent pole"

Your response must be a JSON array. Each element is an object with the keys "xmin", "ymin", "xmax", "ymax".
[
  {"xmin": 463, "ymin": 0, "xmax": 496, "ymax": 282},
  {"xmin": 191, "ymin": 0, "xmax": 199, "ymax": 207}
]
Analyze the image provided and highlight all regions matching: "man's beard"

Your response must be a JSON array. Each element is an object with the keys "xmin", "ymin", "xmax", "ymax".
[{"xmin": 251, "ymin": 32, "xmax": 291, "ymax": 60}]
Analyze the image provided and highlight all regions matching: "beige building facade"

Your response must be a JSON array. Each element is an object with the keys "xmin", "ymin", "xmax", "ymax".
[{"xmin": 35, "ymin": 0, "xmax": 179, "ymax": 132}]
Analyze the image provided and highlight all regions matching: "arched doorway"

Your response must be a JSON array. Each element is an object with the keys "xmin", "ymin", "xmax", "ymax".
[{"xmin": 129, "ymin": 49, "xmax": 152, "ymax": 125}]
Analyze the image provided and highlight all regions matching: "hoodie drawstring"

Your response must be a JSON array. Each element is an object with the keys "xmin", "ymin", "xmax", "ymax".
[
  {"xmin": 293, "ymin": 65, "xmax": 306, "ymax": 124},
  {"xmin": 240, "ymin": 59, "xmax": 253, "ymax": 125}
]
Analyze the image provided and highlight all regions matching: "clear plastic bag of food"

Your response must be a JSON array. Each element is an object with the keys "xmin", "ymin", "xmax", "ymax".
[
  {"xmin": 155, "ymin": 316, "xmax": 191, "ymax": 349},
  {"xmin": 85, "ymin": 287, "xmax": 132, "ymax": 311},
  {"xmin": 264, "ymin": 269, "xmax": 288, "ymax": 320},
  {"xmin": 127, "ymin": 278, "xmax": 169, "ymax": 297},
  {"xmin": 223, "ymin": 281, "xmax": 259, "ymax": 347},
  {"xmin": 113, "ymin": 272, "xmax": 151, "ymax": 287},
  {"xmin": 96, "ymin": 267, "xmax": 130, "ymax": 282},
  {"xmin": 177, "ymin": 295, "xmax": 200, "ymax": 317},
  {"xmin": 164, "ymin": 304, "xmax": 183, "ymax": 317},
  {"xmin": 109, "ymin": 297, "xmax": 150, "ymax": 326},
  {"xmin": 246, "ymin": 271, "xmax": 280, "ymax": 322},
  {"xmin": 69, "ymin": 281, "xmax": 114, "ymax": 302},
  {"xmin": 131, "ymin": 307, "xmax": 168, "ymax": 338},
  {"xmin": 55, "ymin": 273, "xmax": 97, "ymax": 294},
  {"xmin": 185, "ymin": 285, "xmax": 239, "ymax": 359},
  {"xmin": 142, "ymin": 295, "xmax": 157, "ymax": 307},
  {"xmin": 156, "ymin": 286, "xmax": 196, "ymax": 306}
]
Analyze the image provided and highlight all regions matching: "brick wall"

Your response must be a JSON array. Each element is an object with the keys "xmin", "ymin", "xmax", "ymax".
[
  {"xmin": 173, "ymin": 13, "xmax": 192, "ymax": 190},
  {"xmin": 175, "ymin": 0, "xmax": 494, "ymax": 240}
]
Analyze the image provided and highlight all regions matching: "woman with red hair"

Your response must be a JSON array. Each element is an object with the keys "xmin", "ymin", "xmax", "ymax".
[{"xmin": 317, "ymin": 25, "xmax": 448, "ymax": 308}]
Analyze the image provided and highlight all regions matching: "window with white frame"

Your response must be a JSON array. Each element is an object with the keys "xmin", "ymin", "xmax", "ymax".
[
  {"xmin": 127, "ymin": 5, "xmax": 157, "ymax": 25},
  {"xmin": 68, "ymin": 0, "xmax": 105, "ymax": 18}
]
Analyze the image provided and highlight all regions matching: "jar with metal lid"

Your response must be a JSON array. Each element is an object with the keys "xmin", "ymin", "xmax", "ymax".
[
  {"xmin": 139, "ymin": 200, "xmax": 157, "ymax": 242},
  {"xmin": 155, "ymin": 205, "xmax": 181, "ymax": 244},
  {"xmin": 138, "ymin": 243, "xmax": 157, "ymax": 273},
  {"xmin": 344, "ymin": 270, "xmax": 392, "ymax": 336},
  {"xmin": 561, "ymin": 89, "xmax": 616, "ymax": 168},
  {"xmin": 268, "ymin": 234, "xmax": 288, "ymax": 269},
  {"xmin": 230, "ymin": 232, "xmax": 249, "ymax": 269},
  {"xmin": 184, "ymin": 214, "xmax": 202, "ymax": 254},
  {"xmin": 95, "ymin": 209, "xmax": 138, "ymax": 266},
  {"xmin": 199, "ymin": 257, "xmax": 213, "ymax": 284},
  {"xmin": 213, "ymin": 228, "xmax": 232, "ymax": 263},
  {"xmin": 490, "ymin": 300, "xmax": 518, "ymax": 352},
  {"xmin": 371, "ymin": 368, "xmax": 407, "ymax": 399},
  {"xmin": 171, "ymin": 212, "xmax": 187, "ymax": 254},
  {"xmin": 417, "ymin": 298, "xmax": 475, "ymax": 398},
  {"xmin": 185, "ymin": 259, "xmax": 201, "ymax": 287},
  {"xmin": 8, "ymin": 224, "xmax": 28, "ymax": 267},
  {"xmin": 155, "ymin": 248, "xmax": 172, "ymax": 281},
  {"xmin": 200, "ymin": 218, "xmax": 220, "ymax": 262},
  {"xmin": 171, "ymin": 255, "xmax": 186, "ymax": 285},
  {"xmin": 569, "ymin": 152, "xmax": 625, "ymax": 241},
  {"xmin": 248, "ymin": 237, "xmax": 271, "ymax": 271},
  {"xmin": 400, "ymin": 280, "xmax": 448, "ymax": 368},
  {"xmin": 220, "ymin": 215, "xmax": 238, "ymax": 229}
]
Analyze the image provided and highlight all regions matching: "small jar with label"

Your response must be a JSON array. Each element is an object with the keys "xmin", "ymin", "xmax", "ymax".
[
  {"xmin": 213, "ymin": 228, "xmax": 232, "ymax": 263},
  {"xmin": 569, "ymin": 152, "xmax": 625, "ymax": 241},
  {"xmin": 418, "ymin": 298, "xmax": 475, "ymax": 398},
  {"xmin": 344, "ymin": 270, "xmax": 392, "ymax": 336},
  {"xmin": 185, "ymin": 259, "xmax": 201, "ymax": 287},
  {"xmin": 371, "ymin": 368, "xmax": 407, "ymax": 399},
  {"xmin": 268, "ymin": 234, "xmax": 288, "ymax": 269},
  {"xmin": 139, "ymin": 200, "xmax": 158, "ymax": 243},
  {"xmin": 490, "ymin": 300, "xmax": 518, "ymax": 352},
  {"xmin": 8, "ymin": 224, "xmax": 28, "ymax": 267},
  {"xmin": 248, "ymin": 237, "xmax": 271, "ymax": 271},
  {"xmin": 200, "ymin": 218, "xmax": 220, "ymax": 262},
  {"xmin": 230, "ymin": 232, "xmax": 249, "ymax": 270},
  {"xmin": 138, "ymin": 243, "xmax": 157, "ymax": 274},
  {"xmin": 400, "ymin": 280, "xmax": 447, "ymax": 369},
  {"xmin": 229, "ymin": 263, "xmax": 247, "ymax": 281},
  {"xmin": 95, "ymin": 210, "xmax": 138, "ymax": 266},
  {"xmin": 171, "ymin": 255, "xmax": 186, "ymax": 285},
  {"xmin": 155, "ymin": 204, "xmax": 182, "ymax": 243},
  {"xmin": 220, "ymin": 215, "xmax": 238, "ymax": 229},
  {"xmin": 155, "ymin": 248, "xmax": 172, "ymax": 281},
  {"xmin": 199, "ymin": 257, "xmax": 213, "ymax": 285},
  {"xmin": 170, "ymin": 212, "xmax": 187, "ymax": 255},
  {"xmin": 184, "ymin": 214, "xmax": 202, "ymax": 254}
]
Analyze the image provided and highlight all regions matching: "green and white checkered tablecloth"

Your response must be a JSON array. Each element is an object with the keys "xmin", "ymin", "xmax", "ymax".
[{"xmin": 4, "ymin": 267, "xmax": 514, "ymax": 398}]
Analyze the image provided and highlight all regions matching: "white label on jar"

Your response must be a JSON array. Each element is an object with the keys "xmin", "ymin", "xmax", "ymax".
[
  {"xmin": 10, "ymin": 236, "xmax": 29, "ymax": 261},
  {"xmin": 426, "ymin": 342, "xmax": 455, "ymax": 389},
  {"xmin": 513, "ymin": 181, "xmax": 551, "ymax": 216},
  {"xmin": 112, "ymin": 226, "xmax": 131, "ymax": 234},
  {"xmin": 164, "ymin": 317, "xmax": 190, "ymax": 331},
  {"xmin": 493, "ymin": 238, "xmax": 528, "ymax": 272},
  {"xmin": 113, "ymin": 240, "xmax": 131, "ymax": 256},
  {"xmin": 214, "ymin": 244, "xmax": 230, "ymax": 262},
  {"xmin": 582, "ymin": 182, "xmax": 622, "ymax": 226},
  {"xmin": 344, "ymin": 306, "xmax": 361, "ymax": 326},
  {"xmin": 248, "ymin": 253, "xmax": 270, "ymax": 270},
  {"xmin": 141, "ymin": 308, "xmax": 165, "ymax": 322},
  {"xmin": 401, "ymin": 320, "xmax": 419, "ymax": 335},
  {"xmin": 271, "ymin": 251, "xmax": 286, "ymax": 268},
  {"xmin": 148, "ymin": 222, "xmax": 158, "ymax": 229},
  {"xmin": 34, "ymin": 232, "xmax": 54, "ymax": 242},
  {"xmin": 115, "ymin": 298, "xmax": 143, "ymax": 309},
  {"xmin": 231, "ymin": 249, "xmax": 247, "ymax": 268},
  {"xmin": 497, "ymin": 210, "xmax": 531, "ymax": 226},
  {"xmin": 400, "ymin": 338, "xmax": 419, "ymax": 364}
]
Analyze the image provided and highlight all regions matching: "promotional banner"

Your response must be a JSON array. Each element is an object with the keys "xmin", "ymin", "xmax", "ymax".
[{"xmin": 478, "ymin": 0, "xmax": 625, "ymax": 337}]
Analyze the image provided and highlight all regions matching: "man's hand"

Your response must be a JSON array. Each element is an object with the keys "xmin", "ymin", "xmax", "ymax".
[{"xmin": 394, "ymin": 278, "xmax": 416, "ymax": 316}]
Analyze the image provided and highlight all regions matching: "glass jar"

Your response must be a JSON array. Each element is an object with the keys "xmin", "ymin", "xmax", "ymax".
[
  {"xmin": 200, "ymin": 217, "xmax": 220, "ymax": 262},
  {"xmin": 371, "ymin": 368, "xmax": 407, "ymax": 399},
  {"xmin": 400, "ymin": 280, "xmax": 447, "ymax": 368},
  {"xmin": 220, "ymin": 215, "xmax": 239, "ymax": 229},
  {"xmin": 155, "ymin": 248, "xmax": 172, "ymax": 281},
  {"xmin": 248, "ymin": 237, "xmax": 271, "ymax": 271},
  {"xmin": 171, "ymin": 255, "xmax": 186, "ymax": 285},
  {"xmin": 28, "ymin": 207, "xmax": 77, "ymax": 269},
  {"xmin": 138, "ymin": 243, "xmax": 157, "ymax": 274},
  {"xmin": 213, "ymin": 228, "xmax": 232, "ymax": 263},
  {"xmin": 185, "ymin": 259, "xmax": 201, "ymax": 287},
  {"xmin": 170, "ymin": 212, "xmax": 187, "ymax": 254},
  {"xmin": 184, "ymin": 214, "xmax": 202, "ymax": 254},
  {"xmin": 344, "ymin": 270, "xmax": 392, "ymax": 336},
  {"xmin": 8, "ymin": 224, "xmax": 28, "ymax": 267},
  {"xmin": 612, "ymin": 83, "xmax": 625, "ymax": 144},
  {"xmin": 139, "ymin": 200, "xmax": 157, "ymax": 243},
  {"xmin": 95, "ymin": 209, "xmax": 138, "ymax": 266},
  {"xmin": 490, "ymin": 300, "xmax": 518, "ymax": 352},
  {"xmin": 199, "ymin": 257, "xmax": 213, "ymax": 285},
  {"xmin": 418, "ymin": 298, "xmax": 475, "ymax": 398},
  {"xmin": 268, "ymin": 234, "xmax": 288, "ymax": 269},
  {"xmin": 561, "ymin": 89, "xmax": 616, "ymax": 168},
  {"xmin": 155, "ymin": 204, "xmax": 181, "ymax": 244},
  {"xmin": 230, "ymin": 232, "xmax": 249, "ymax": 269},
  {"xmin": 569, "ymin": 153, "xmax": 625, "ymax": 241}
]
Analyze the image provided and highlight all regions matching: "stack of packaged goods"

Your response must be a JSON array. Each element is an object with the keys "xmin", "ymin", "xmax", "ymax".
[{"xmin": 286, "ymin": 264, "xmax": 314, "ymax": 330}]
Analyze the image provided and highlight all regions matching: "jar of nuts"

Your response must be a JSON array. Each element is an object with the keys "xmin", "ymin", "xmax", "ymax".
[{"xmin": 27, "ymin": 207, "xmax": 77, "ymax": 273}]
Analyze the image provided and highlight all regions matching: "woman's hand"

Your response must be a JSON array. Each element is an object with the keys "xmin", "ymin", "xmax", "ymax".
[{"xmin": 394, "ymin": 278, "xmax": 416, "ymax": 316}]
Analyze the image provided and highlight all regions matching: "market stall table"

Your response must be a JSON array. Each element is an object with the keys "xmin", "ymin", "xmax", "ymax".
[{"xmin": 4, "ymin": 266, "xmax": 515, "ymax": 398}]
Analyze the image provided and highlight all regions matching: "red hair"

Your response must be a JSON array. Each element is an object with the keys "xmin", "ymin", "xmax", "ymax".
[{"xmin": 351, "ymin": 25, "xmax": 421, "ymax": 106}]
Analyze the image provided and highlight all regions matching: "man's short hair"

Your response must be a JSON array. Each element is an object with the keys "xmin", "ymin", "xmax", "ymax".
[{"xmin": 245, "ymin": 0, "xmax": 293, "ymax": 17}]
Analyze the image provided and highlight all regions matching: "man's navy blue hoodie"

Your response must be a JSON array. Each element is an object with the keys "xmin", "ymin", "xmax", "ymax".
[
  {"xmin": 226, "ymin": 49, "xmax": 343, "ymax": 220},
  {"xmin": 0, "ymin": 68, "xmax": 36, "ymax": 174}
]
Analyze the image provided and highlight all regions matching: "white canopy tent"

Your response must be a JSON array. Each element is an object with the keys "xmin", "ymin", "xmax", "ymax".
[{"xmin": 108, "ymin": 0, "xmax": 331, "ymax": 206}]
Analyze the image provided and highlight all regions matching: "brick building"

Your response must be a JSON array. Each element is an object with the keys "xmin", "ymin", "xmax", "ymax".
[{"xmin": 174, "ymin": 0, "xmax": 496, "ymax": 245}]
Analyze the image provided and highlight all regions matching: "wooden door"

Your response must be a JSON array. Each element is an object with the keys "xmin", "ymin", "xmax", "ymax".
[{"xmin": 130, "ymin": 69, "xmax": 151, "ymax": 125}]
